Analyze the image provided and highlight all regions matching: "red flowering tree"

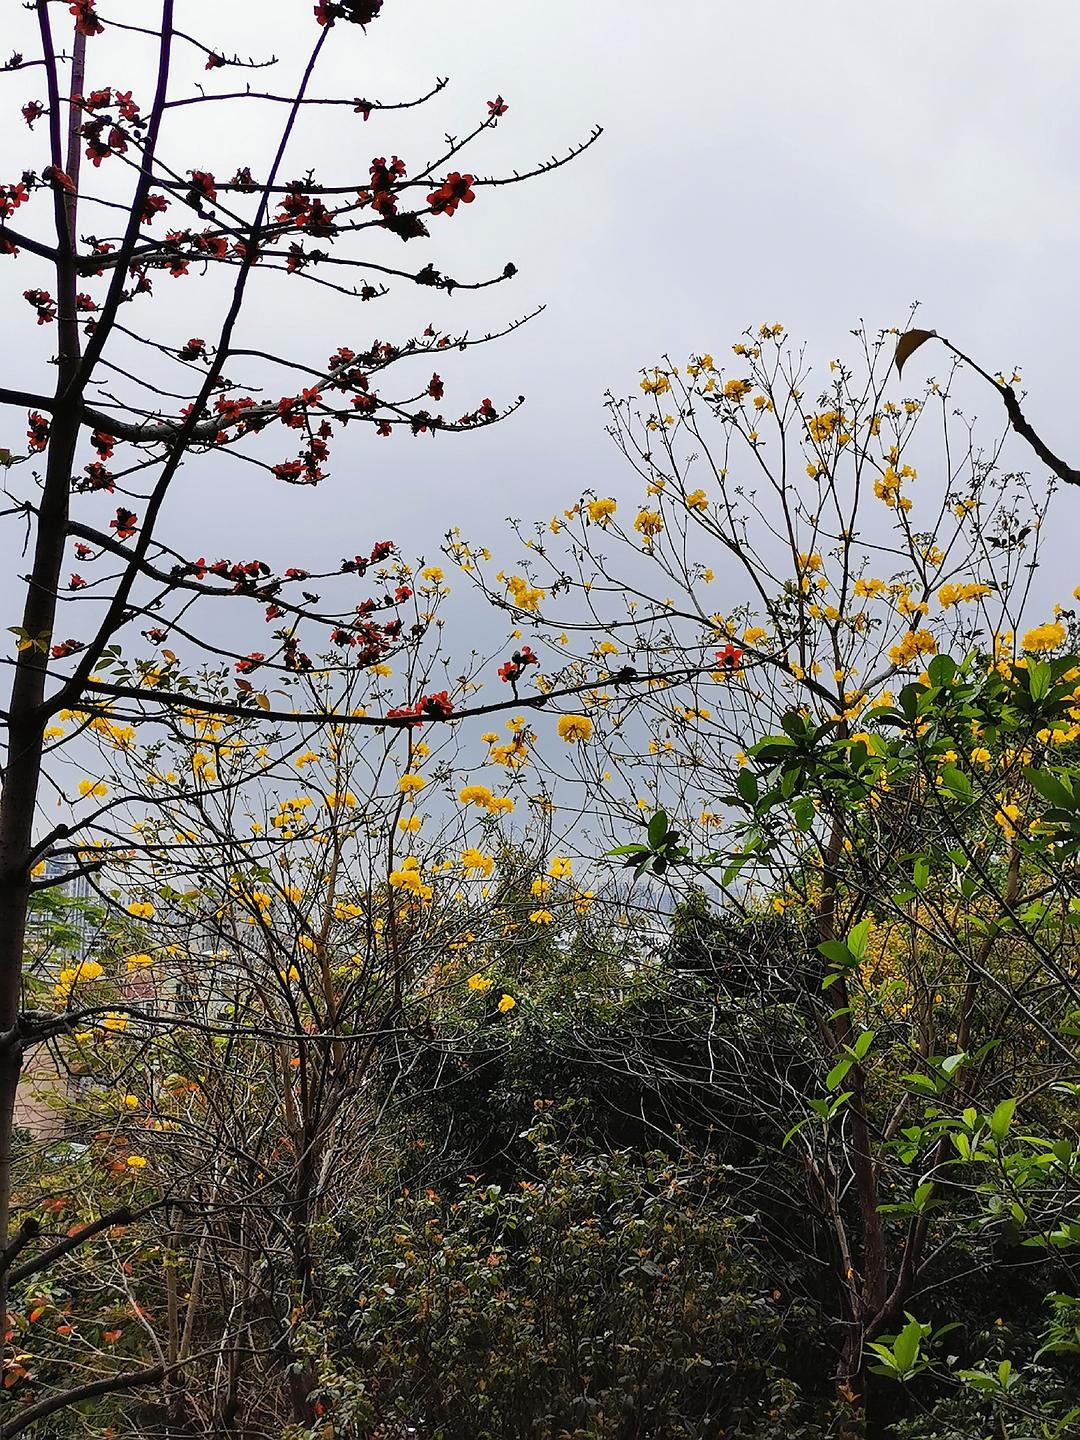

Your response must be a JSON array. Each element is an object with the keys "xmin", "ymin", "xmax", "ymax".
[{"xmin": 0, "ymin": 0, "xmax": 603, "ymax": 1420}]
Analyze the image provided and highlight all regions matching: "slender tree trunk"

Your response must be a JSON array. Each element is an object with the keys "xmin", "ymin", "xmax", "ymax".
[{"xmin": 0, "ymin": 16, "xmax": 86, "ymax": 1329}]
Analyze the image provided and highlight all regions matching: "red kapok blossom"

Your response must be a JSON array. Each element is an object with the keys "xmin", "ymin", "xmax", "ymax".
[
  {"xmin": 26, "ymin": 411, "xmax": 50, "ymax": 452},
  {"xmin": 23, "ymin": 289, "xmax": 57, "ymax": 324},
  {"xmin": 110, "ymin": 508, "xmax": 138, "ymax": 541},
  {"xmin": 427, "ymin": 172, "xmax": 475, "ymax": 217},
  {"xmin": 716, "ymin": 643, "xmax": 743, "ymax": 671},
  {"xmin": 487, "ymin": 96, "xmax": 508, "ymax": 118},
  {"xmin": 70, "ymin": 1, "xmax": 104, "ymax": 38},
  {"xmin": 0, "ymin": 182, "xmax": 29, "ymax": 217}
]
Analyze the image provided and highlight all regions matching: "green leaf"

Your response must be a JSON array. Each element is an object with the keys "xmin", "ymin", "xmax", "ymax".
[
  {"xmin": 1025, "ymin": 767, "xmax": 1074, "ymax": 809},
  {"xmin": 852, "ymin": 1029, "xmax": 875, "ymax": 1061},
  {"xmin": 892, "ymin": 1317, "xmax": 924, "ymax": 1374},
  {"xmin": 938, "ymin": 765, "xmax": 973, "ymax": 803},
  {"xmin": 735, "ymin": 769, "xmax": 758, "ymax": 804},
  {"xmin": 647, "ymin": 811, "xmax": 669, "ymax": 848},
  {"xmin": 989, "ymin": 1097, "xmax": 1017, "ymax": 1142},
  {"xmin": 826, "ymin": 1058, "xmax": 853, "ymax": 1090},
  {"xmin": 912, "ymin": 855, "xmax": 929, "ymax": 890},
  {"xmin": 818, "ymin": 939, "xmax": 855, "ymax": 969},
  {"xmin": 847, "ymin": 918, "xmax": 872, "ymax": 961}
]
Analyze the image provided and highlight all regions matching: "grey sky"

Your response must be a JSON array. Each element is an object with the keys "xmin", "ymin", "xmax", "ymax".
[{"xmin": 3, "ymin": 0, "xmax": 1079, "ymax": 656}]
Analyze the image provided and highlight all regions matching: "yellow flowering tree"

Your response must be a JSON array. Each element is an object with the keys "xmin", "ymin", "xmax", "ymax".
[{"xmin": 456, "ymin": 323, "xmax": 1080, "ymax": 1430}]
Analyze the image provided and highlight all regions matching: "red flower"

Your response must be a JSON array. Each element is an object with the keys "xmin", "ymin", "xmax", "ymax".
[
  {"xmin": 115, "ymin": 91, "xmax": 139, "ymax": 121},
  {"xmin": 51, "ymin": 639, "xmax": 84, "ymax": 659},
  {"xmin": 23, "ymin": 289, "xmax": 57, "ymax": 324},
  {"xmin": 110, "ymin": 508, "xmax": 138, "ymax": 541},
  {"xmin": 236, "ymin": 652, "xmax": 265, "ymax": 674},
  {"xmin": 70, "ymin": 1, "xmax": 104, "ymax": 38},
  {"xmin": 69, "ymin": 574, "xmax": 87, "ymax": 590},
  {"xmin": 21, "ymin": 102, "xmax": 44, "ymax": 128},
  {"xmin": 499, "ymin": 645, "xmax": 538, "ymax": 684},
  {"xmin": 487, "ymin": 96, "xmax": 508, "ymax": 118},
  {"xmin": 419, "ymin": 690, "xmax": 453, "ymax": 719},
  {"xmin": 427, "ymin": 172, "xmax": 475, "ymax": 217},
  {"xmin": 205, "ymin": 53, "xmax": 226, "ymax": 70},
  {"xmin": 188, "ymin": 170, "xmax": 217, "ymax": 205},
  {"xmin": 427, "ymin": 373, "xmax": 444, "ymax": 401},
  {"xmin": 715, "ymin": 643, "xmax": 743, "ymax": 671},
  {"xmin": 74, "ymin": 543, "xmax": 92, "ymax": 560},
  {"xmin": 178, "ymin": 337, "xmax": 206, "ymax": 361},
  {"xmin": 26, "ymin": 411, "xmax": 50, "ymax": 452},
  {"xmin": 79, "ymin": 462, "xmax": 113, "ymax": 492},
  {"xmin": 0, "ymin": 181, "xmax": 28, "ymax": 219},
  {"xmin": 140, "ymin": 193, "xmax": 169, "ymax": 225},
  {"xmin": 92, "ymin": 429, "xmax": 115, "ymax": 459}
]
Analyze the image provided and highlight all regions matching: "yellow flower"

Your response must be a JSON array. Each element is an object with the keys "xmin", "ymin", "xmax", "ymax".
[
  {"xmin": 588, "ymin": 497, "xmax": 617, "ymax": 525},
  {"xmin": 531, "ymin": 877, "xmax": 552, "ymax": 898},
  {"xmin": 467, "ymin": 973, "xmax": 493, "ymax": 994},
  {"xmin": 325, "ymin": 791, "xmax": 357, "ymax": 809},
  {"xmin": 398, "ymin": 815, "xmax": 422, "ymax": 832},
  {"xmin": 125, "ymin": 953, "xmax": 154, "ymax": 972},
  {"xmin": 938, "ymin": 581, "xmax": 991, "ymax": 609},
  {"xmin": 506, "ymin": 575, "xmax": 544, "ymax": 612},
  {"xmin": 398, "ymin": 773, "xmax": 426, "ymax": 795},
  {"xmin": 557, "ymin": 714, "xmax": 593, "ymax": 743},
  {"xmin": 888, "ymin": 630, "xmax": 937, "ymax": 666},
  {"xmin": 126, "ymin": 1154, "xmax": 148, "ymax": 1168},
  {"xmin": 78, "ymin": 780, "xmax": 108, "ymax": 799},
  {"xmin": 994, "ymin": 796, "xmax": 1021, "ymax": 841},
  {"xmin": 122, "ymin": 1094, "xmax": 139, "ymax": 1109},
  {"xmin": 548, "ymin": 855, "xmax": 572, "ymax": 879},
  {"xmin": 685, "ymin": 488, "xmax": 708, "ymax": 511},
  {"xmin": 634, "ymin": 510, "xmax": 664, "ymax": 543},
  {"xmin": 854, "ymin": 577, "xmax": 886, "ymax": 598},
  {"xmin": 640, "ymin": 369, "xmax": 671, "ymax": 395},
  {"xmin": 1022, "ymin": 621, "xmax": 1066, "ymax": 654},
  {"xmin": 723, "ymin": 377, "xmax": 752, "ymax": 402},
  {"xmin": 461, "ymin": 847, "xmax": 495, "ymax": 877},
  {"xmin": 487, "ymin": 795, "xmax": 514, "ymax": 815},
  {"xmin": 127, "ymin": 901, "xmax": 155, "ymax": 920},
  {"xmin": 459, "ymin": 783, "xmax": 494, "ymax": 807},
  {"xmin": 101, "ymin": 1013, "xmax": 128, "ymax": 1033},
  {"xmin": 742, "ymin": 627, "xmax": 767, "ymax": 646},
  {"xmin": 807, "ymin": 411, "xmax": 841, "ymax": 444},
  {"xmin": 497, "ymin": 994, "xmax": 516, "ymax": 1013},
  {"xmin": 528, "ymin": 909, "xmax": 553, "ymax": 925},
  {"xmin": 421, "ymin": 565, "xmax": 444, "ymax": 583}
]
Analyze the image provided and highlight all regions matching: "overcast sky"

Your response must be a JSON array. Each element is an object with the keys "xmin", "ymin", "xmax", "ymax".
[{"xmin": 4, "ymin": 0, "xmax": 1080, "ymax": 656}]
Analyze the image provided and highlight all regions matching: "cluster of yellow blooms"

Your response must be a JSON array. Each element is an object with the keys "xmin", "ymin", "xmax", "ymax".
[
  {"xmin": 938, "ymin": 582, "xmax": 992, "ymax": 609},
  {"xmin": 1022, "ymin": 621, "xmax": 1066, "ymax": 654},
  {"xmin": 504, "ymin": 574, "xmax": 544, "ymax": 612},
  {"xmin": 387, "ymin": 856, "xmax": 432, "ymax": 900},
  {"xmin": 556, "ymin": 715, "xmax": 593, "ymax": 743},
  {"xmin": 888, "ymin": 629, "xmax": 937, "ymax": 667}
]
